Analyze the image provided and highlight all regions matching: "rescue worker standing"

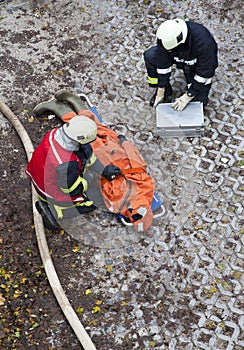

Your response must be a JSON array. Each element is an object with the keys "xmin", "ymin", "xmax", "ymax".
[
  {"xmin": 26, "ymin": 107, "xmax": 121, "ymax": 228},
  {"xmin": 143, "ymin": 18, "xmax": 218, "ymax": 109}
]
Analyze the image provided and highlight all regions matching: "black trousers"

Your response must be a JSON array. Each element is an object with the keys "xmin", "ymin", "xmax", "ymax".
[{"xmin": 143, "ymin": 46, "xmax": 211, "ymax": 106}]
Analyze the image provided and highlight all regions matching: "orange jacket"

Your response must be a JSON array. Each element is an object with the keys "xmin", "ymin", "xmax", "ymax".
[{"xmin": 64, "ymin": 109, "xmax": 155, "ymax": 232}]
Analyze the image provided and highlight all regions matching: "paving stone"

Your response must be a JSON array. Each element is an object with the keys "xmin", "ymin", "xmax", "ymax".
[{"xmin": 0, "ymin": 0, "xmax": 243, "ymax": 349}]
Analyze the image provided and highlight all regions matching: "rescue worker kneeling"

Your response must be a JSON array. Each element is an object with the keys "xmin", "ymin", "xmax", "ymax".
[{"xmin": 26, "ymin": 115, "xmax": 121, "ymax": 228}]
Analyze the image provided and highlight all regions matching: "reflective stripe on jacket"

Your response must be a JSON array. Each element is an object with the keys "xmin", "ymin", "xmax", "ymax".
[
  {"xmin": 154, "ymin": 21, "xmax": 218, "ymax": 95},
  {"xmin": 26, "ymin": 128, "xmax": 94, "ymax": 203}
]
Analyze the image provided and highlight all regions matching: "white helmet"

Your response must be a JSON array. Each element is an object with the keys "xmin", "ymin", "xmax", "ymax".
[
  {"xmin": 63, "ymin": 115, "xmax": 97, "ymax": 144},
  {"xmin": 156, "ymin": 18, "xmax": 188, "ymax": 50}
]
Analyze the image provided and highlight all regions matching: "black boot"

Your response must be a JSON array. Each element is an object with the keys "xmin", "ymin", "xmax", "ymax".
[
  {"xmin": 35, "ymin": 201, "xmax": 59, "ymax": 230},
  {"xmin": 55, "ymin": 90, "xmax": 86, "ymax": 114},
  {"xmin": 149, "ymin": 89, "xmax": 157, "ymax": 107}
]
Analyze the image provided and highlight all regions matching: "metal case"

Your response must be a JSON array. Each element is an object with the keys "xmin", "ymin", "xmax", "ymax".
[{"xmin": 156, "ymin": 101, "xmax": 204, "ymax": 138}]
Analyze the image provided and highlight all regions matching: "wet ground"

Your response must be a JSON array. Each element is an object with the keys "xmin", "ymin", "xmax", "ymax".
[{"xmin": 0, "ymin": 0, "xmax": 243, "ymax": 349}]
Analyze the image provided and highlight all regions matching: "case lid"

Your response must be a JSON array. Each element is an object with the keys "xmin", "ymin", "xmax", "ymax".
[{"xmin": 156, "ymin": 102, "xmax": 204, "ymax": 128}]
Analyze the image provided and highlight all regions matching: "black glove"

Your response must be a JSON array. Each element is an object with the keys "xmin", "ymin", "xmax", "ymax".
[{"xmin": 102, "ymin": 165, "xmax": 121, "ymax": 181}]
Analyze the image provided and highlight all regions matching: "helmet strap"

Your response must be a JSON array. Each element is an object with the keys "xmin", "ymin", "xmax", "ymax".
[{"xmin": 176, "ymin": 32, "xmax": 183, "ymax": 44}]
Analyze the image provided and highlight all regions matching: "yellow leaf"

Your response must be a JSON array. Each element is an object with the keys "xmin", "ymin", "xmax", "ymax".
[
  {"xmin": 71, "ymin": 264, "xmax": 76, "ymax": 268},
  {"xmin": 85, "ymin": 289, "xmax": 92, "ymax": 295},
  {"xmin": 89, "ymin": 319, "xmax": 98, "ymax": 326},
  {"xmin": 13, "ymin": 290, "xmax": 22, "ymax": 298},
  {"xmin": 0, "ymin": 292, "xmax": 6, "ymax": 306},
  {"xmin": 96, "ymin": 300, "xmax": 102, "ymax": 305},
  {"xmin": 221, "ymin": 281, "xmax": 229, "ymax": 288},
  {"xmin": 105, "ymin": 265, "xmax": 113, "ymax": 272},
  {"xmin": 150, "ymin": 341, "xmax": 156, "ymax": 348},
  {"xmin": 209, "ymin": 286, "xmax": 217, "ymax": 294},
  {"xmin": 92, "ymin": 305, "xmax": 101, "ymax": 313},
  {"xmin": 0, "ymin": 267, "xmax": 6, "ymax": 277},
  {"xmin": 233, "ymin": 271, "xmax": 242, "ymax": 280},
  {"xmin": 121, "ymin": 300, "xmax": 127, "ymax": 306},
  {"xmin": 72, "ymin": 246, "xmax": 79, "ymax": 253},
  {"xmin": 51, "ymin": 70, "xmax": 64, "ymax": 76},
  {"xmin": 20, "ymin": 277, "xmax": 27, "ymax": 284},
  {"xmin": 28, "ymin": 116, "xmax": 35, "ymax": 123},
  {"xmin": 155, "ymin": 8, "xmax": 164, "ymax": 14},
  {"xmin": 206, "ymin": 321, "xmax": 215, "ymax": 329},
  {"xmin": 76, "ymin": 306, "xmax": 84, "ymax": 315},
  {"xmin": 194, "ymin": 225, "xmax": 203, "ymax": 230}
]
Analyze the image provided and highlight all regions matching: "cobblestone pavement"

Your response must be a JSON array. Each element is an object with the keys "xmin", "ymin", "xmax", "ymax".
[{"xmin": 0, "ymin": 0, "xmax": 243, "ymax": 349}]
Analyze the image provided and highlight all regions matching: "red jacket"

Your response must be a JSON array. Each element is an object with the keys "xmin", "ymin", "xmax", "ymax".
[{"xmin": 26, "ymin": 128, "xmax": 85, "ymax": 204}]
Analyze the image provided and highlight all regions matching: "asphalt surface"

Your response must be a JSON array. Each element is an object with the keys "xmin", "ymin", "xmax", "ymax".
[{"xmin": 0, "ymin": 0, "xmax": 243, "ymax": 349}]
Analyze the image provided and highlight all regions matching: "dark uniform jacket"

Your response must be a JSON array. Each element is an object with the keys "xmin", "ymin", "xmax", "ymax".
[{"xmin": 154, "ymin": 21, "xmax": 218, "ymax": 96}]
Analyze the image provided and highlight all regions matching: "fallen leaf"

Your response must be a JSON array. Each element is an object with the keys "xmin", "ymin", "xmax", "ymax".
[
  {"xmin": 76, "ymin": 306, "xmax": 84, "ymax": 315},
  {"xmin": 14, "ymin": 329, "xmax": 21, "ymax": 339},
  {"xmin": 217, "ymin": 264, "xmax": 225, "ymax": 270},
  {"xmin": 194, "ymin": 225, "xmax": 203, "ymax": 230},
  {"xmin": 89, "ymin": 319, "xmax": 98, "ymax": 326},
  {"xmin": 72, "ymin": 246, "xmax": 79, "ymax": 253},
  {"xmin": 221, "ymin": 281, "xmax": 229, "ymax": 288},
  {"xmin": 0, "ymin": 292, "xmax": 5, "ymax": 306},
  {"xmin": 209, "ymin": 286, "xmax": 217, "ymax": 294},
  {"xmin": 85, "ymin": 289, "xmax": 92, "ymax": 295},
  {"xmin": 51, "ymin": 69, "xmax": 64, "ymax": 76},
  {"xmin": 13, "ymin": 290, "xmax": 22, "ymax": 298},
  {"xmin": 105, "ymin": 265, "xmax": 113, "ymax": 272},
  {"xmin": 92, "ymin": 305, "xmax": 101, "ymax": 313},
  {"xmin": 28, "ymin": 116, "xmax": 35, "ymax": 123}
]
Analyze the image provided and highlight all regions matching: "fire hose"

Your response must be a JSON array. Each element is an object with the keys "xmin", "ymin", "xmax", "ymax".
[{"xmin": 0, "ymin": 98, "xmax": 96, "ymax": 350}]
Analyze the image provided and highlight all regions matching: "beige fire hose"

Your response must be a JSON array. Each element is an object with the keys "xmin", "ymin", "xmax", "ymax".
[{"xmin": 0, "ymin": 98, "xmax": 96, "ymax": 350}]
